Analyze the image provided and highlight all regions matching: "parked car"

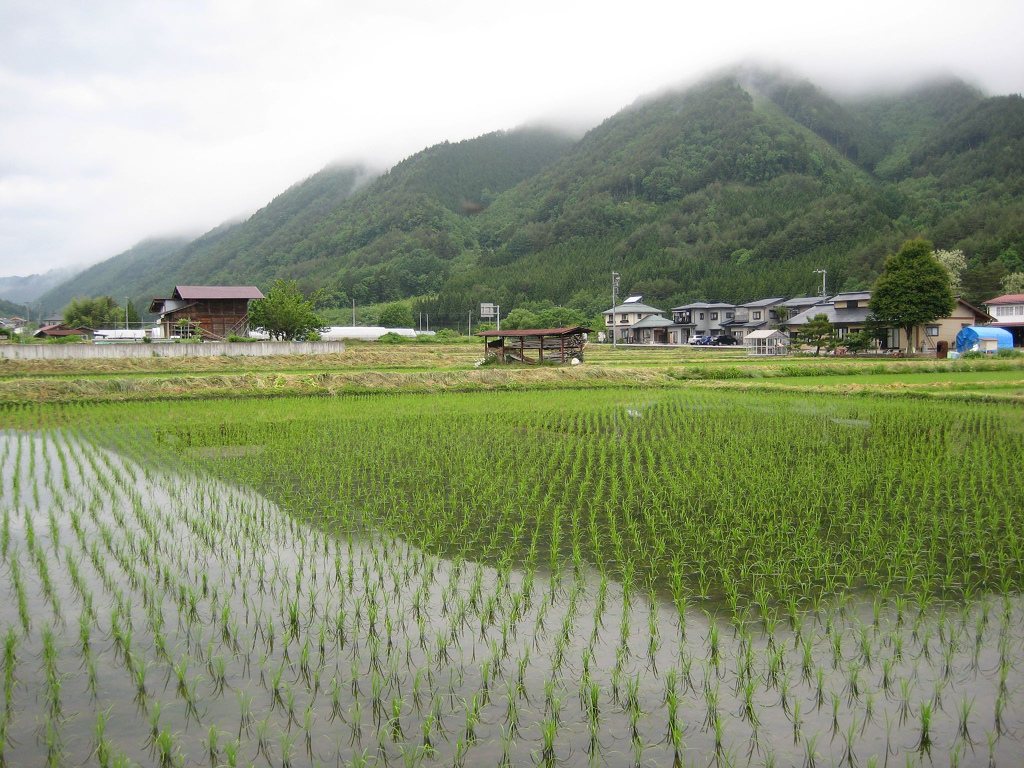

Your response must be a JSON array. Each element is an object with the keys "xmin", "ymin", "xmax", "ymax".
[
  {"xmin": 712, "ymin": 334, "xmax": 740, "ymax": 346},
  {"xmin": 697, "ymin": 335, "xmax": 714, "ymax": 345},
  {"xmin": 687, "ymin": 335, "xmax": 702, "ymax": 345}
]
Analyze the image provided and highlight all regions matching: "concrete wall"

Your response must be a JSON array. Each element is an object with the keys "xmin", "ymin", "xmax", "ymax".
[{"xmin": 0, "ymin": 340, "xmax": 346, "ymax": 360}]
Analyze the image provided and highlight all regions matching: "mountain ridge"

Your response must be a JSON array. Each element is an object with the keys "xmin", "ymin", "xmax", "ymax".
[{"xmin": 35, "ymin": 68, "xmax": 1024, "ymax": 325}]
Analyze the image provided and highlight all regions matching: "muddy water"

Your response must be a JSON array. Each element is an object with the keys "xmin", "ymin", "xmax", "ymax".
[{"xmin": 0, "ymin": 430, "xmax": 1021, "ymax": 767}]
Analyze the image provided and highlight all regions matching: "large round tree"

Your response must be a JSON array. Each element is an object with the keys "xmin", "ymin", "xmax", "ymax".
[{"xmin": 869, "ymin": 239, "xmax": 955, "ymax": 354}]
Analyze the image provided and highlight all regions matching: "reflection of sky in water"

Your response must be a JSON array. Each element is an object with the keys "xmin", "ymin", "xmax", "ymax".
[{"xmin": 0, "ymin": 429, "xmax": 1020, "ymax": 766}]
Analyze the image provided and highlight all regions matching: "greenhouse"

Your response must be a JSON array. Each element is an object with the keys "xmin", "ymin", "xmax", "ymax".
[{"xmin": 744, "ymin": 328, "xmax": 789, "ymax": 356}]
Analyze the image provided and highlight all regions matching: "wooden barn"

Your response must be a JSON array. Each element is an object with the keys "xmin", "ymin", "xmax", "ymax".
[
  {"xmin": 475, "ymin": 326, "xmax": 593, "ymax": 364},
  {"xmin": 150, "ymin": 286, "xmax": 265, "ymax": 341}
]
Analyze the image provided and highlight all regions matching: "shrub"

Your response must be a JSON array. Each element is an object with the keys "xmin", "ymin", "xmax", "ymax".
[{"xmin": 377, "ymin": 332, "xmax": 410, "ymax": 344}]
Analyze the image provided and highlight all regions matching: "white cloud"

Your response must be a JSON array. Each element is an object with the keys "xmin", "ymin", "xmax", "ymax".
[{"xmin": 0, "ymin": 0, "xmax": 1021, "ymax": 276}]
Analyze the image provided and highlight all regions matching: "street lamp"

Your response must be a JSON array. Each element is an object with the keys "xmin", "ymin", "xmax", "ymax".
[
  {"xmin": 813, "ymin": 269, "xmax": 827, "ymax": 298},
  {"xmin": 611, "ymin": 272, "xmax": 621, "ymax": 349}
]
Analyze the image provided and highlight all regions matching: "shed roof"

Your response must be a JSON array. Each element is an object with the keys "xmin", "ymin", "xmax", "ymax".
[
  {"xmin": 475, "ymin": 326, "xmax": 594, "ymax": 338},
  {"xmin": 172, "ymin": 285, "xmax": 265, "ymax": 300}
]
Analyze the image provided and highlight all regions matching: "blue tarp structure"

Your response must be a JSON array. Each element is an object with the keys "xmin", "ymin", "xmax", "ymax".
[{"xmin": 955, "ymin": 326, "xmax": 1013, "ymax": 353}]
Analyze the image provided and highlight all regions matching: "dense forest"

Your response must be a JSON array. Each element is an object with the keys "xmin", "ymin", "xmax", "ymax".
[{"xmin": 35, "ymin": 69, "xmax": 1024, "ymax": 327}]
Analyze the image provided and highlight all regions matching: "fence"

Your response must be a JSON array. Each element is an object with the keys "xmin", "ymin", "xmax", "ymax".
[{"xmin": 0, "ymin": 341, "xmax": 346, "ymax": 361}]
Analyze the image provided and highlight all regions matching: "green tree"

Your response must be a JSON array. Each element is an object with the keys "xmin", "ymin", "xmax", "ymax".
[
  {"xmin": 501, "ymin": 308, "xmax": 540, "ymax": 330},
  {"xmin": 377, "ymin": 303, "xmax": 415, "ymax": 328},
  {"xmin": 63, "ymin": 296, "xmax": 119, "ymax": 329},
  {"xmin": 933, "ymin": 249, "xmax": 967, "ymax": 294},
  {"xmin": 798, "ymin": 314, "xmax": 834, "ymax": 356},
  {"xmin": 249, "ymin": 279, "xmax": 327, "ymax": 341},
  {"xmin": 869, "ymin": 239, "xmax": 955, "ymax": 354},
  {"xmin": 1001, "ymin": 272, "xmax": 1024, "ymax": 295}
]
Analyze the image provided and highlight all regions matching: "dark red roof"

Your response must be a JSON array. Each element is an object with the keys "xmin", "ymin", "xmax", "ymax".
[
  {"xmin": 985, "ymin": 294, "xmax": 1024, "ymax": 304},
  {"xmin": 475, "ymin": 326, "xmax": 594, "ymax": 338},
  {"xmin": 172, "ymin": 286, "xmax": 265, "ymax": 300},
  {"xmin": 33, "ymin": 324, "xmax": 90, "ymax": 337}
]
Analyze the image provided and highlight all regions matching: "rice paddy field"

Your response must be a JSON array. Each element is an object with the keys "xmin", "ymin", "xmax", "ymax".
[{"xmin": 1, "ymin": 387, "xmax": 1023, "ymax": 767}]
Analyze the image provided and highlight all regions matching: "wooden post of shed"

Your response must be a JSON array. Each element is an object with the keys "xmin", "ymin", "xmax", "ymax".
[
  {"xmin": 560, "ymin": 335, "xmax": 564, "ymax": 361},
  {"xmin": 538, "ymin": 335, "xmax": 543, "ymax": 363}
]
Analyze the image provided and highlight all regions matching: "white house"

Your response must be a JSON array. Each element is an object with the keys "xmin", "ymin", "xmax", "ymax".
[{"xmin": 985, "ymin": 293, "xmax": 1024, "ymax": 346}]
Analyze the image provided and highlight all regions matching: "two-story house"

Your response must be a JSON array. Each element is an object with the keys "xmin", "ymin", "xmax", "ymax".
[
  {"xmin": 722, "ymin": 297, "xmax": 786, "ymax": 342},
  {"xmin": 985, "ymin": 293, "xmax": 1024, "ymax": 346},
  {"xmin": 601, "ymin": 297, "xmax": 668, "ymax": 343},
  {"xmin": 787, "ymin": 291, "xmax": 992, "ymax": 352},
  {"xmin": 671, "ymin": 302, "xmax": 736, "ymax": 341}
]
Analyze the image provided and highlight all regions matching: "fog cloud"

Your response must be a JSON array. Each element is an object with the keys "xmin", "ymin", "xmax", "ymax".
[{"xmin": 1, "ymin": 0, "xmax": 1021, "ymax": 277}]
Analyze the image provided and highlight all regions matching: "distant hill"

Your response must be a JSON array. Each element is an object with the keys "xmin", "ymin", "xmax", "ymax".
[
  {"xmin": 0, "ymin": 296, "xmax": 27, "ymax": 317},
  {"xmin": 39, "ymin": 69, "xmax": 1024, "ymax": 325},
  {"xmin": 0, "ymin": 266, "xmax": 83, "ymax": 305}
]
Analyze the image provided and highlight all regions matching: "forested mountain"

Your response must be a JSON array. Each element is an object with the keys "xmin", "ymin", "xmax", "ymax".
[
  {"xmin": 36, "ymin": 130, "xmax": 573, "ymax": 315},
  {"xmin": 39, "ymin": 69, "xmax": 1024, "ymax": 326},
  {"xmin": 37, "ymin": 237, "xmax": 192, "ymax": 314},
  {"xmin": 0, "ymin": 297, "xmax": 27, "ymax": 317}
]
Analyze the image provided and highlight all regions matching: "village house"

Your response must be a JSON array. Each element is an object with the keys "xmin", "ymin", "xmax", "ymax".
[
  {"xmin": 721, "ymin": 297, "xmax": 785, "ymax": 342},
  {"xmin": 785, "ymin": 291, "xmax": 874, "ymax": 344},
  {"xmin": 32, "ymin": 323, "xmax": 92, "ymax": 340},
  {"xmin": 984, "ymin": 293, "xmax": 1024, "ymax": 346},
  {"xmin": 149, "ymin": 285, "xmax": 265, "ymax": 341},
  {"xmin": 785, "ymin": 292, "xmax": 992, "ymax": 352},
  {"xmin": 601, "ymin": 297, "xmax": 668, "ymax": 343},
  {"xmin": 671, "ymin": 302, "xmax": 735, "ymax": 342}
]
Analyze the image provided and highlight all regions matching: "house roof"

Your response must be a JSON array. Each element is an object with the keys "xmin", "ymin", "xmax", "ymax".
[
  {"xmin": 830, "ymin": 291, "xmax": 872, "ymax": 301},
  {"xmin": 671, "ymin": 302, "xmax": 734, "ymax": 310},
  {"xmin": 782, "ymin": 296, "xmax": 826, "ymax": 307},
  {"xmin": 985, "ymin": 293, "xmax": 1024, "ymax": 305},
  {"xmin": 602, "ymin": 302, "xmax": 664, "ymax": 315},
  {"xmin": 742, "ymin": 297, "xmax": 785, "ymax": 308},
  {"xmin": 630, "ymin": 315, "xmax": 676, "ymax": 330},
  {"xmin": 954, "ymin": 297, "xmax": 993, "ymax": 322},
  {"xmin": 33, "ymin": 324, "xmax": 90, "ymax": 337},
  {"xmin": 475, "ymin": 326, "xmax": 594, "ymax": 338},
  {"xmin": 172, "ymin": 286, "xmax": 265, "ymax": 300},
  {"xmin": 786, "ymin": 304, "xmax": 872, "ymax": 326}
]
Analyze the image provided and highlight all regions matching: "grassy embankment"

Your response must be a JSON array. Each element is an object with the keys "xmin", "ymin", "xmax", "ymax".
[{"xmin": 0, "ymin": 342, "xmax": 1022, "ymax": 404}]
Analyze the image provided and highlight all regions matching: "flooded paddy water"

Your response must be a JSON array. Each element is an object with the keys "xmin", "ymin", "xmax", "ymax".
[{"xmin": 1, "ymin": 389, "xmax": 1023, "ymax": 767}]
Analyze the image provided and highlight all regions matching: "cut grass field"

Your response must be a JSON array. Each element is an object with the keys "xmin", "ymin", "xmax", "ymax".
[{"xmin": 0, "ymin": 342, "xmax": 1022, "ymax": 404}]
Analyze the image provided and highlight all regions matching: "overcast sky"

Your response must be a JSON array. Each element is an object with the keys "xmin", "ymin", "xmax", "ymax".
[{"xmin": 1, "ymin": 0, "xmax": 1021, "ymax": 278}]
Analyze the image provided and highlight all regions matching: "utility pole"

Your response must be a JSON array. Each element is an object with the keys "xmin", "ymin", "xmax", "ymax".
[
  {"xmin": 813, "ymin": 269, "xmax": 827, "ymax": 298},
  {"xmin": 125, "ymin": 297, "xmax": 129, "ymax": 330},
  {"xmin": 468, "ymin": 310, "xmax": 472, "ymax": 337},
  {"xmin": 496, "ymin": 306, "xmax": 500, "ymax": 332},
  {"xmin": 611, "ymin": 272, "xmax": 621, "ymax": 349}
]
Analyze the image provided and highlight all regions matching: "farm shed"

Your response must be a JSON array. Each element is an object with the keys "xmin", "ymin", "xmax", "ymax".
[
  {"xmin": 956, "ymin": 326, "xmax": 1013, "ymax": 354},
  {"xmin": 475, "ymin": 326, "xmax": 593, "ymax": 363},
  {"xmin": 745, "ymin": 329, "xmax": 789, "ymax": 356},
  {"xmin": 150, "ymin": 285, "xmax": 265, "ymax": 341}
]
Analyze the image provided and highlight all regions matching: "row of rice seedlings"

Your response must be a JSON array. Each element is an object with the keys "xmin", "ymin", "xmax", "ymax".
[{"xmin": 0, "ymin": 389, "xmax": 1020, "ymax": 765}]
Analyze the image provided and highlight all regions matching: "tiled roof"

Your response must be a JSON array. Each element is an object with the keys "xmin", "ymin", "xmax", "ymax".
[
  {"xmin": 173, "ymin": 286, "xmax": 265, "ymax": 300},
  {"xmin": 985, "ymin": 294, "xmax": 1024, "ymax": 305}
]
